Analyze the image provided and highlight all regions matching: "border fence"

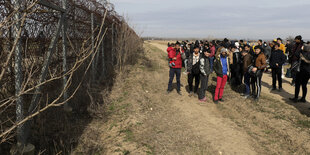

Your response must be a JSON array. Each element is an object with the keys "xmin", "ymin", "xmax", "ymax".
[{"xmin": 0, "ymin": 0, "xmax": 142, "ymax": 154}]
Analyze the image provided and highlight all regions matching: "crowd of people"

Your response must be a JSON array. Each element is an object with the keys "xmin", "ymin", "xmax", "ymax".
[{"xmin": 166, "ymin": 35, "xmax": 310, "ymax": 104}]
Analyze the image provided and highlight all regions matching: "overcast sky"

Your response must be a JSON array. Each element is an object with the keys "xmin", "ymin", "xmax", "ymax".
[{"xmin": 109, "ymin": 0, "xmax": 310, "ymax": 40}]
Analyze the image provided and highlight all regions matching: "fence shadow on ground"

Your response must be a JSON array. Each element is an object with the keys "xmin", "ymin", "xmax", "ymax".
[{"xmin": 261, "ymin": 81, "xmax": 310, "ymax": 117}]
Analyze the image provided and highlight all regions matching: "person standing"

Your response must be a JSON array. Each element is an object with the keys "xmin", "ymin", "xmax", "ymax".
[
  {"xmin": 167, "ymin": 42, "xmax": 184, "ymax": 95},
  {"xmin": 289, "ymin": 45, "xmax": 310, "ymax": 103},
  {"xmin": 269, "ymin": 43, "xmax": 287, "ymax": 91},
  {"xmin": 209, "ymin": 41, "xmax": 216, "ymax": 72},
  {"xmin": 289, "ymin": 35, "xmax": 304, "ymax": 86},
  {"xmin": 241, "ymin": 50, "xmax": 252, "ymax": 98},
  {"xmin": 230, "ymin": 45, "xmax": 242, "ymax": 86},
  {"xmin": 213, "ymin": 48, "xmax": 230, "ymax": 103},
  {"xmin": 198, "ymin": 50, "xmax": 211, "ymax": 102},
  {"xmin": 250, "ymin": 46, "xmax": 267, "ymax": 101},
  {"xmin": 187, "ymin": 46, "xmax": 201, "ymax": 96}
]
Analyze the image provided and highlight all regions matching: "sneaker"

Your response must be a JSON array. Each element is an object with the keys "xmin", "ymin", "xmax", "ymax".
[
  {"xmin": 189, "ymin": 91, "xmax": 193, "ymax": 97},
  {"xmin": 244, "ymin": 95, "xmax": 250, "ymax": 99},
  {"xmin": 240, "ymin": 93, "xmax": 246, "ymax": 96},
  {"xmin": 298, "ymin": 98, "xmax": 306, "ymax": 103},
  {"xmin": 193, "ymin": 93, "xmax": 198, "ymax": 97},
  {"xmin": 166, "ymin": 90, "xmax": 171, "ymax": 94},
  {"xmin": 214, "ymin": 100, "xmax": 219, "ymax": 104},
  {"xmin": 199, "ymin": 97, "xmax": 207, "ymax": 102},
  {"xmin": 177, "ymin": 91, "xmax": 182, "ymax": 95},
  {"xmin": 271, "ymin": 88, "xmax": 276, "ymax": 91},
  {"xmin": 289, "ymin": 97, "xmax": 298, "ymax": 103},
  {"xmin": 254, "ymin": 97, "xmax": 259, "ymax": 102},
  {"xmin": 278, "ymin": 88, "xmax": 283, "ymax": 92},
  {"xmin": 219, "ymin": 98, "xmax": 224, "ymax": 102}
]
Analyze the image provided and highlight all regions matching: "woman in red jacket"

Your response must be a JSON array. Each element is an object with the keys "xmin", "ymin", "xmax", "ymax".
[{"xmin": 167, "ymin": 42, "xmax": 184, "ymax": 95}]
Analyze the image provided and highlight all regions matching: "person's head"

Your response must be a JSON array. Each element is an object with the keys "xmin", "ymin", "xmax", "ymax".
[
  {"xmin": 277, "ymin": 38, "xmax": 282, "ymax": 44},
  {"xmin": 254, "ymin": 46, "xmax": 262, "ymax": 55},
  {"xmin": 204, "ymin": 50, "xmax": 209, "ymax": 57},
  {"xmin": 220, "ymin": 48, "xmax": 228, "ymax": 57},
  {"xmin": 244, "ymin": 45, "xmax": 251, "ymax": 51},
  {"xmin": 274, "ymin": 42, "xmax": 280, "ymax": 50},
  {"xmin": 258, "ymin": 39, "xmax": 263, "ymax": 45},
  {"xmin": 231, "ymin": 45, "xmax": 237, "ymax": 52},
  {"xmin": 286, "ymin": 40, "xmax": 291, "ymax": 44},
  {"xmin": 194, "ymin": 46, "xmax": 200, "ymax": 54},
  {"xmin": 171, "ymin": 43, "xmax": 175, "ymax": 48},
  {"xmin": 209, "ymin": 41, "xmax": 214, "ymax": 46},
  {"xmin": 295, "ymin": 35, "xmax": 302, "ymax": 43},
  {"xmin": 175, "ymin": 42, "xmax": 181, "ymax": 49},
  {"xmin": 241, "ymin": 51, "xmax": 248, "ymax": 56},
  {"xmin": 168, "ymin": 42, "xmax": 171, "ymax": 47}
]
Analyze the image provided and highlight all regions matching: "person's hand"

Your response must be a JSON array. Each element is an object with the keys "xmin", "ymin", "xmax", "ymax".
[
  {"xmin": 300, "ymin": 54, "xmax": 306, "ymax": 61},
  {"xmin": 276, "ymin": 63, "xmax": 279, "ymax": 66},
  {"xmin": 173, "ymin": 57, "xmax": 177, "ymax": 60},
  {"xmin": 252, "ymin": 67, "xmax": 257, "ymax": 72}
]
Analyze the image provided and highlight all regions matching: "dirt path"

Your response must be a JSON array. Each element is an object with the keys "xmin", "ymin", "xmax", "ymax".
[
  {"xmin": 148, "ymin": 42, "xmax": 257, "ymax": 154},
  {"xmin": 74, "ymin": 41, "xmax": 310, "ymax": 155}
]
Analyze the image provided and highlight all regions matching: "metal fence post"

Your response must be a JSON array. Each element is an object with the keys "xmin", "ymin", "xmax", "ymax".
[
  {"xmin": 111, "ymin": 19, "xmax": 114, "ymax": 66},
  {"xmin": 12, "ymin": 0, "xmax": 25, "ymax": 146},
  {"xmin": 62, "ymin": 0, "xmax": 71, "ymax": 111},
  {"xmin": 101, "ymin": 29, "xmax": 105, "ymax": 76},
  {"xmin": 91, "ymin": 11, "xmax": 95, "ymax": 83}
]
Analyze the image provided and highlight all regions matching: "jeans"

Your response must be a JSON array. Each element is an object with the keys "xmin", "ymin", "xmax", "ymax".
[
  {"xmin": 209, "ymin": 57, "xmax": 214, "ymax": 72},
  {"xmin": 168, "ymin": 68, "xmax": 181, "ymax": 91},
  {"xmin": 199, "ymin": 74, "xmax": 209, "ymax": 99},
  {"xmin": 251, "ymin": 71, "xmax": 263, "ymax": 99},
  {"xmin": 244, "ymin": 72, "xmax": 251, "ymax": 95},
  {"xmin": 272, "ymin": 68, "xmax": 282, "ymax": 89},
  {"xmin": 214, "ymin": 75, "xmax": 228, "ymax": 101}
]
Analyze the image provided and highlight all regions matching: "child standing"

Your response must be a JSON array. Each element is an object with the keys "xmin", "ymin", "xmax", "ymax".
[
  {"xmin": 198, "ymin": 50, "xmax": 211, "ymax": 102},
  {"xmin": 213, "ymin": 48, "xmax": 230, "ymax": 103}
]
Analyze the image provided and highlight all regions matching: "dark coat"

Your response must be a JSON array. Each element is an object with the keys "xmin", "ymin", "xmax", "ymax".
[
  {"xmin": 214, "ymin": 53, "xmax": 230, "ymax": 77},
  {"xmin": 269, "ymin": 49, "xmax": 287, "ymax": 68},
  {"xmin": 300, "ymin": 51, "xmax": 310, "ymax": 74},
  {"xmin": 187, "ymin": 53, "xmax": 201, "ymax": 73},
  {"xmin": 199, "ymin": 56, "xmax": 211, "ymax": 76}
]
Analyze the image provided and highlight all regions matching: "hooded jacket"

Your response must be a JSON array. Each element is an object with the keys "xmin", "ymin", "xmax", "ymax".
[{"xmin": 213, "ymin": 51, "xmax": 230, "ymax": 77}]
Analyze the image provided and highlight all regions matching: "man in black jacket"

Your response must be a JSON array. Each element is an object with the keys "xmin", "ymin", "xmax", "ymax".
[
  {"xmin": 290, "ymin": 45, "xmax": 310, "ymax": 103},
  {"xmin": 187, "ymin": 46, "xmax": 201, "ymax": 96},
  {"xmin": 289, "ymin": 35, "xmax": 304, "ymax": 85},
  {"xmin": 269, "ymin": 43, "xmax": 287, "ymax": 91}
]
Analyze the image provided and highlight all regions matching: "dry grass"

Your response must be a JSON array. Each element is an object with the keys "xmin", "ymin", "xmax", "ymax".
[{"xmin": 72, "ymin": 42, "xmax": 310, "ymax": 155}]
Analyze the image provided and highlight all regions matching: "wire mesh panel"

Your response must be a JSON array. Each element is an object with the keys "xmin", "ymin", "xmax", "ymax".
[{"xmin": 0, "ymin": 0, "xmax": 142, "ymax": 153}]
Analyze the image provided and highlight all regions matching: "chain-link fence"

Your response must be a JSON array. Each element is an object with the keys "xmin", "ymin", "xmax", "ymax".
[{"xmin": 0, "ymin": 0, "xmax": 142, "ymax": 154}]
